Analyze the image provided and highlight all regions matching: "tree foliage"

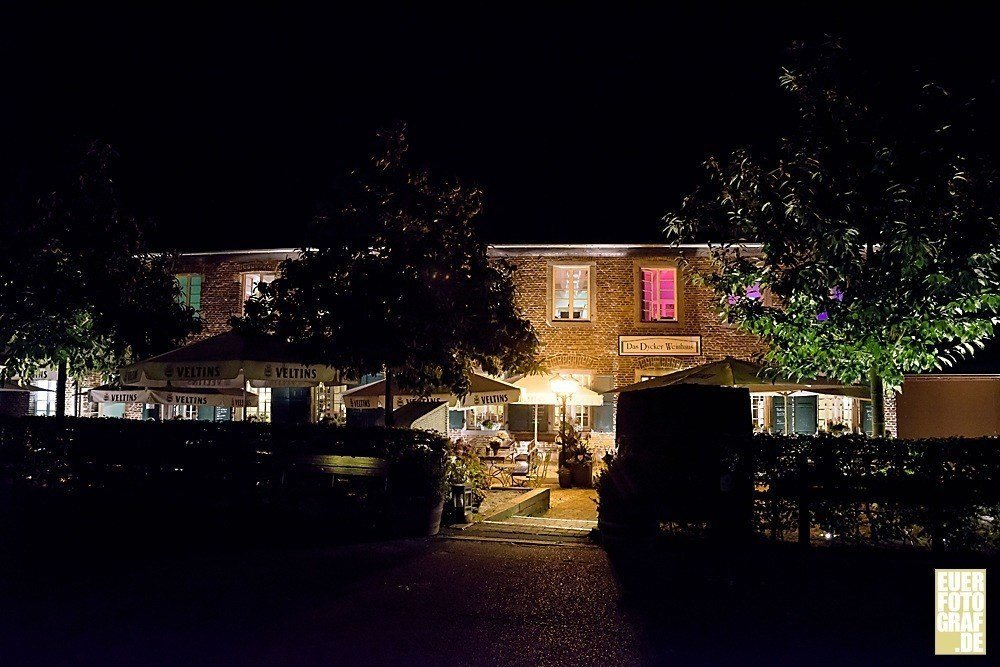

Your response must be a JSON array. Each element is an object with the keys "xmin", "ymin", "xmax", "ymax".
[
  {"xmin": 665, "ymin": 40, "xmax": 1000, "ymax": 418},
  {"xmin": 0, "ymin": 142, "xmax": 199, "ymax": 394},
  {"xmin": 238, "ymin": 123, "xmax": 539, "ymax": 404}
]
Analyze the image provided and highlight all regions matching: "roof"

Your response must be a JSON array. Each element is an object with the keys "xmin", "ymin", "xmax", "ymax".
[{"xmin": 174, "ymin": 243, "xmax": 761, "ymax": 259}]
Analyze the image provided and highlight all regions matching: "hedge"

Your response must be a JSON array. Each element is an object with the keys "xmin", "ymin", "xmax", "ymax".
[
  {"xmin": 598, "ymin": 433, "xmax": 1000, "ymax": 553},
  {"xmin": 0, "ymin": 416, "xmax": 450, "ymax": 507},
  {"xmin": 753, "ymin": 434, "xmax": 1000, "ymax": 552}
]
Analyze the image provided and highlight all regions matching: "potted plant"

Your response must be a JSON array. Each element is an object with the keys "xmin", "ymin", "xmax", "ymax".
[
  {"xmin": 556, "ymin": 424, "xmax": 593, "ymax": 488},
  {"xmin": 387, "ymin": 435, "xmax": 450, "ymax": 536},
  {"xmin": 446, "ymin": 442, "xmax": 489, "ymax": 521},
  {"xmin": 567, "ymin": 444, "xmax": 594, "ymax": 488},
  {"xmin": 557, "ymin": 465, "xmax": 573, "ymax": 489}
]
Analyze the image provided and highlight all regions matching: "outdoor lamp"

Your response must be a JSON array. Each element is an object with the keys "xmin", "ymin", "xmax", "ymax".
[
  {"xmin": 549, "ymin": 376, "xmax": 580, "ymax": 445},
  {"xmin": 549, "ymin": 376, "xmax": 579, "ymax": 398}
]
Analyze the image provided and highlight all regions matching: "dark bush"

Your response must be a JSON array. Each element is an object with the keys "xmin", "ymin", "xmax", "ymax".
[
  {"xmin": 0, "ymin": 416, "xmax": 451, "ymax": 541},
  {"xmin": 597, "ymin": 432, "xmax": 1000, "ymax": 553}
]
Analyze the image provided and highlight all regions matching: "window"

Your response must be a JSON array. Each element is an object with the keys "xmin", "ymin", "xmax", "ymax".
[
  {"xmin": 553, "ymin": 372, "xmax": 593, "ymax": 431},
  {"xmin": 466, "ymin": 405, "xmax": 506, "ymax": 430},
  {"xmin": 312, "ymin": 384, "xmax": 347, "ymax": 422},
  {"xmin": 170, "ymin": 404, "xmax": 199, "ymax": 420},
  {"xmin": 175, "ymin": 274, "xmax": 203, "ymax": 315},
  {"xmin": 552, "ymin": 266, "xmax": 590, "ymax": 320},
  {"xmin": 30, "ymin": 379, "xmax": 58, "ymax": 416},
  {"xmin": 241, "ymin": 272, "xmax": 277, "ymax": 313},
  {"xmin": 750, "ymin": 395, "xmax": 768, "ymax": 432},
  {"xmin": 247, "ymin": 388, "xmax": 272, "ymax": 422},
  {"xmin": 640, "ymin": 267, "xmax": 677, "ymax": 322}
]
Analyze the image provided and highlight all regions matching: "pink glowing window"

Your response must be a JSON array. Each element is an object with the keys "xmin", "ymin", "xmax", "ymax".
[{"xmin": 641, "ymin": 267, "xmax": 677, "ymax": 322}]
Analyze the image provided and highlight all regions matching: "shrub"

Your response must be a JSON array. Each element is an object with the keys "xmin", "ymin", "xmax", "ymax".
[{"xmin": 595, "ymin": 431, "xmax": 1000, "ymax": 553}]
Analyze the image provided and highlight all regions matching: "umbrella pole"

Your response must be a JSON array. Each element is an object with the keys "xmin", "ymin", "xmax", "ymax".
[
  {"xmin": 533, "ymin": 404, "xmax": 538, "ymax": 443},
  {"xmin": 783, "ymin": 393, "xmax": 789, "ymax": 435},
  {"xmin": 243, "ymin": 379, "xmax": 248, "ymax": 422}
]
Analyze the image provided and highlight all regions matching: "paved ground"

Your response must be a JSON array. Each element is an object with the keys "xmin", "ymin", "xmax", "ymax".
[
  {"xmin": 0, "ymin": 501, "xmax": 988, "ymax": 665},
  {"xmin": 545, "ymin": 487, "xmax": 598, "ymax": 521},
  {"xmin": 1, "ymin": 535, "xmax": 639, "ymax": 666},
  {"xmin": 2, "ymin": 524, "xmax": 979, "ymax": 665}
]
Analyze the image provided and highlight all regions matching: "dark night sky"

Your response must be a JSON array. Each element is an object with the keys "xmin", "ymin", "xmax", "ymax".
[{"xmin": 2, "ymin": 4, "xmax": 1000, "ymax": 251}]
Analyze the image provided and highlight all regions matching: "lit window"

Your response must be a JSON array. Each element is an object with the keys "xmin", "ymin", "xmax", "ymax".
[
  {"xmin": 553, "ymin": 372, "xmax": 593, "ymax": 430},
  {"xmin": 247, "ymin": 388, "xmax": 272, "ymax": 422},
  {"xmin": 552, "ymin": 266, "xmax": 590, "ymax": 320},
  {"xmin": 641, "ymin": 267, "xmax": 677, "ymax": 322},
  {"xmin": 241, "ymin": 272, "xmax": 277, "ymax": 313},
  {"xmin": 750, "ymin": 395, "xmax": 767, "ymax": 432},
  {"xmin": 312, "ymin": 384, "xmax": 346, "ymax": 422},
  {"xmin": 467, "ymin": 405, "xmax": 505, "ymax": 430},
  {"xmin": 30, "ymin": 379, "xmax": 58, "ymax": 416},
  {"xmin": 170, "ymin": 404, "xmax": 199, "ymax": 420},
  {"xmin": 175, "ymin": 274, "xmax": 203, "ymax": 315}
]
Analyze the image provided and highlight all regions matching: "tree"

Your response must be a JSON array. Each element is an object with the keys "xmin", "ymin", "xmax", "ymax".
[
  {"xmin": 665, "ymin": 39, "xmax": 1000, "ymax": 436},
  {"xmin": 239, "ymin": 123, "xmax": 539, "ymax": 425},
  {"xmin": 0, "ymin": 142, "xmax": 199, "ymax": 416}
]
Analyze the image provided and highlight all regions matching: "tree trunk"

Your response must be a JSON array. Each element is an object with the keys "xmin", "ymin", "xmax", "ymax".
[
  {"xmin": 55, "ymin": 360, "xmax": 68, "ymax": 420},
  {"xmin": 383, "ymin": 367, "xmax": 394, "ymax": 427},
  {"xmin": 869, "ymin": 369, "xmax": 885, "ymax": 437}
]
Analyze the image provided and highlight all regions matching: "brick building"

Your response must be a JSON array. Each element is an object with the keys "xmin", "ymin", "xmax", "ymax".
[{"xmin": 7, "ymin": 243, "xmax": 888, "ymax": 437}]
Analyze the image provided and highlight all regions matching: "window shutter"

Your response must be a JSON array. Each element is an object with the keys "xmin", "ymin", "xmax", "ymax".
[
  {"xmin": 642, "ymin": 269, "xmax": 654, "ymax": 321},
  {"xmin": 507, "ymin": 404, "xmax": 533, "ymax": 432},
  {"xmin": 272, "ymin": 387, "xmax": 311, "ymax": 424},
  {"xmin": 771, "ymin": 398, "xmax": 787, "ymax": 434},
  {"xmin": 189, "ymin": 275, "xmax": 203, "ymax": 313},
  {"xmin": 448, "ymin": 409, "xmax": 465, "ymax": 430},
  {"xmin": 793, "ymin": 396, "xmax": 818, "ymax": 435},
  {"xmin": 591, "ymin": 375, "xmax": 615, "ymax": 432}
]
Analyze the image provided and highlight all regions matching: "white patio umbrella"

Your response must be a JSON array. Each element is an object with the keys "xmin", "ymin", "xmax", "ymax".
[
  {"xmin": 121, "ymin": 332, "xmax": 339, "ymax": 390},
  {"xmin": 607, "ymin": 357, "xmax": 870, "ymax": 436},
  {"xmin": 608, "ymin": 357, "xmax": 870, "ymax": 398},
  {"xmin": 343, "ymin": 373, "xmax": 522, "ymax": 410},
  {"xmin": 90, "ymin": 384, "xmax": 259, "ymax": 408},
  {"xmin": 509, "ymin": 373, "xmax": 604, "ymax": 442}
]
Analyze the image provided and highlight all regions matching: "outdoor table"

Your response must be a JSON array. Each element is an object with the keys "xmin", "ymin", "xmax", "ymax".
[{"xmin": 479, "ymin": 455, "xmax": 513, "ymax": 488}]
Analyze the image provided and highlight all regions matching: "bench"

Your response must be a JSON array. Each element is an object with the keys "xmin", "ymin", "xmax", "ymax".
[{"xmin": 281, "ymin": 455, "xmax": 389, "ymax": 490}]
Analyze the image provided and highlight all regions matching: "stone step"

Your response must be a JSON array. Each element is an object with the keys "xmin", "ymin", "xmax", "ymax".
[{"xmin": 510, "ymin": 515, "xmax": 597, "ymax": 526}]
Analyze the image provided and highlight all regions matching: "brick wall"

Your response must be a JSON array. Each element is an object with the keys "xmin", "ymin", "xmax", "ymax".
[
  {"xmin": 491, "ymin": 246, "xmax": 767, "ymax": 395},
  {"xmin": 884, "ymin": 391, "xmax": 898, "ymax": 438},
  {"xmin": 0, "ymin": 392, "xmax": 29, "ymax": 417},
  {"xmin": 172, "ymin": 250, "xmax": 297, "ymax": 341}
]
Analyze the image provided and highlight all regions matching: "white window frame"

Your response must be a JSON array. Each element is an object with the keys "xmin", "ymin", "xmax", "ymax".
[
  {"xmin": 247, "ymin": 388, "xmax": 272, "ymax": 422},
  {"xmin": 171, "ymin": 404, "xmax": 199, "ymax": 420},
  {"xmin": 552, "ymin": 371, "xmax": 593, "ymax": 431},
  {"xmin": 551, "ymin": 265, "xmax": 591, "ymax": 321},
  {"xmin": 640, "ymin": 266, "xmax": 679, "ymax": 322},
  {"xmin": 241, "ymin": 272, "xmax": 277, "ymax": 314},
  {"xmin": 175, "ymin": 273, "xmax": 203, "ymax": 315},
  {"xmin": 31, "ymin": 379, "xmax": 59, "ymax": 416}
]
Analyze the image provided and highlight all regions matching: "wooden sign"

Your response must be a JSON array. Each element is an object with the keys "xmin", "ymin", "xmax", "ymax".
[{"xmin": 618, "ymin": 335, "xmax": 701, "ymax": 356}]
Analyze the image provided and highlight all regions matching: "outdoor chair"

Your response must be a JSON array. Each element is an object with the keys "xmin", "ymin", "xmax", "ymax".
[{"xmin": 507, "ymin": 442, "xmax": 538, "ymax": 487}]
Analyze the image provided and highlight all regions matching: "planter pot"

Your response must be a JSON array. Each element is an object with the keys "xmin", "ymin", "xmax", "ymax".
[
  {"xmin": 558, "ymin": 468, "xmax": 573, "ymax": 488},
  {"xmin": 570, "ymin": 462, "xmax": 594, "ymax": 488},
  {"xmin": 389, "ymin": 497, "xmax": 446, "ymax": 537}
]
